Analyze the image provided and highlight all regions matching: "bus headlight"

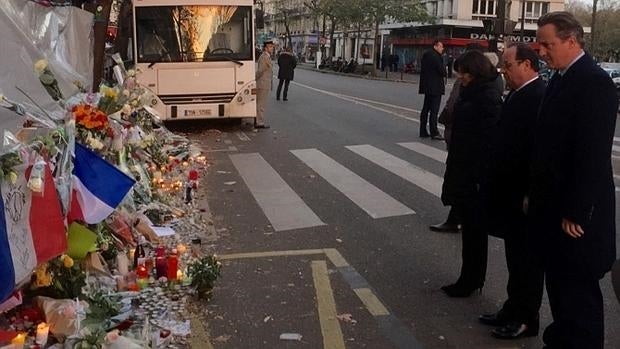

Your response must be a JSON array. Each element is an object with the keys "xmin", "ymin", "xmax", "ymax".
[{"xmin": 237, "ymin": 96, "xmax": 243, "ymax": 103}]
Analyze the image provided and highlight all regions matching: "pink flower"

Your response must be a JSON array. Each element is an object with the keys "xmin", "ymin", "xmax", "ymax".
[{"xmin": 105, "ymin": 330, "xmax": 120, "ymax": 342}]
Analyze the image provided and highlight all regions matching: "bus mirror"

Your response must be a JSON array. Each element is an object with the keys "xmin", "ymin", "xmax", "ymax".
[{"xmin": 255, "ymin": 9, "xmax": 264, "ymax": 29}]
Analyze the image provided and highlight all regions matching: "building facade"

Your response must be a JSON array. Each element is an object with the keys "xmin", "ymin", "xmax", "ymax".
[
  {"xmin": 262, "ymin": 0, "xmax": 321, "ymax": 62},
  {"xmin": 380, "ymin": 0, "xmax": 565, "ymax": 71}
]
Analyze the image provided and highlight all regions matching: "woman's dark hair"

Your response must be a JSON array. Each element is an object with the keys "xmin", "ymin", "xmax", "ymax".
[{"xmin": 457, "ymin": 50, "xmax": 497, "ymax": 82}]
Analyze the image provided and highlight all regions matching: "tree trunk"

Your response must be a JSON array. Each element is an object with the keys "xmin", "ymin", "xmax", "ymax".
[
  {"xmin": 84, "ymin": 0, "xmax": 114, "ymax": 91},
  {"xmin": 321, "ymin": 15, "xmax": 327, "ymax": 57},
  {"xmin": 591, "ymin": 0, "xmax": 599, "ymax": 54},
  {"xmin": 371, "ymin": 19, "xmax": 379, "ymax": 77},
  {"xmin": 329, "ymin": 17, "xmax": 337, "ymax": 58},
  {"xmin": 114, "ymin": 0, "xmax": 133, "ymax": 61}
]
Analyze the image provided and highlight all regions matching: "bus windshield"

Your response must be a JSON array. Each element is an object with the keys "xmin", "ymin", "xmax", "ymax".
[{"xmin": 136, "ymin": 5, "xmax": 253, "ymax": 63}]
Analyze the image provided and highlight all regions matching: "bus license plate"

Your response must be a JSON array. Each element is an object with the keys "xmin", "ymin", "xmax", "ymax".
[{"xmin": 185, "ymin": 109, "xmax": 211, "ymax": 117}]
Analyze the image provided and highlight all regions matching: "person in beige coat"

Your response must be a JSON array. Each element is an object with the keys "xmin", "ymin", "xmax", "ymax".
[{"xmin": 255, "ymin": 40, "xmax": 274, "ymax": 129}]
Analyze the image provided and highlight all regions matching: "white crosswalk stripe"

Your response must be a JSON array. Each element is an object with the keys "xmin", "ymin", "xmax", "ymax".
[
  {"xmin": 346, "ymin": 145, "xmax": 443, "ymax": 198},
  {"xmin": 230, "ymin": 153, "xmax": 325, "ymax": 232},
  {"xmin": 291, "ymin": 148, "xmax": 415, "ymax": 218},
  {"xmin": 398, "ymin": 142, "xmax": 447, "ymax": 163},
  {"xmin": 228, "ymin": 141, "xmax": 620, "ymax": 231}
]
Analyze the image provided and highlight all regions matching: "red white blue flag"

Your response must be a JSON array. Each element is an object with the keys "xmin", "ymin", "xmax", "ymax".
[
  {"xmin": 0, "ymin": 163, "xmax": 67, "ymax": 301},
  {"xmin": 68, "ymin": 143, "xmax": 135, "ymax": 224}
]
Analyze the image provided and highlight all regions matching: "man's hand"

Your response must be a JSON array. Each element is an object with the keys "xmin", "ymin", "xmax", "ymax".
[{"xmin": 562, "ymin": 218, "xmax": 585, "ymax": 238}]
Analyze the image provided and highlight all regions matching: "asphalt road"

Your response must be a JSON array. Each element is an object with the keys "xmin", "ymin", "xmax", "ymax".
[{"xmin": 188, "ymin": 68, "xmax": 620, "ymax": 349}]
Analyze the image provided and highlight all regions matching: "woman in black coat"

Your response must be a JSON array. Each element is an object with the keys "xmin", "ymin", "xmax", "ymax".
[
  {"xmin": 276, "ymin": 47, "xmax": 297, "ymax": 101},
  {"xmin": 440, "ymin": 50, "xmax": 502, "ymax": 297}
]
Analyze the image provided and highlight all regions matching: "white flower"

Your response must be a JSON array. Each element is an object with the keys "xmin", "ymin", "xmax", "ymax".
[
  {"xmin": 121, "ymin": 104, "xmax": 132, "ymax": 115},
  {"xmin": 122, "ymin": 89, "xmax": 130, "ymax": 97},
  {"xmin": 34, "ymin": 59, "xmax": 48, "ymax": 74},
  {"xmin": 127, "ymin": 69, "xmax": 136, "ymax": 77}
]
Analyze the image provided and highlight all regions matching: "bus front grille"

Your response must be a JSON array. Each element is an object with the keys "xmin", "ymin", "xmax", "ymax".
[{"xmin": 158, "ymin": 93, "xmax": 236, "ymax": 105}]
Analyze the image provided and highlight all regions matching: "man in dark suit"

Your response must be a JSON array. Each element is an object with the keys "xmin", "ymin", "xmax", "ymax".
[
  {"xmin": 419, "ymin": 39, "xmax": 446, "ymax": 140},
  {"xmin": 480, "ymin": 43, "xmax": 545, "ymax": 339},
  {"xmin": 531, "ymin": 12, "xmax": 618, "ymax": 348},
  {"xmin": 276, "ymin": 46, "xmax": 297, "ymax": 101}
]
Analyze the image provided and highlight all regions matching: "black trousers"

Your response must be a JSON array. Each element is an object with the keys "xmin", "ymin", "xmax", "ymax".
[
  {"xmin": 543, "ymin": 272, "xmax": 605, "ymax": 349},
  {"xmin": 500, "ymin": 222, "xmax": 544, "ymax": 325},
  {"xmin": 420, "ymin": 94, "xmax": 442, "ymax": 137},
  {"xmin": 455, "ymin": 202, "xmax": 487, "ymax": 287},
  {"xmin": 276, "ymin": 79, "xmax": 290, "ymax": 100}
]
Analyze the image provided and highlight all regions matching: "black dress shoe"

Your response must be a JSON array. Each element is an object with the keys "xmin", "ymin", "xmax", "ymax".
[
  {"xmin": 479, "ymin": 310, "xmax": 511, "ymax": 326},
  {"xmin": 491, "ymin": 321, "xmax": 539, "ymax": 339},
  {"xmin": 255, "ymin": 124, "xmax": 270, "ymax": 129},
  {"xmin": 283, "ymin": 98, "xmax": 288, "ymax": 101},
  {"xmin": 440, "ymin": 282, "xmax": 483, "ymax": 298},
  {"xmin": 429, "ymin": 222, "xmax": 460, "ymax": 233}
]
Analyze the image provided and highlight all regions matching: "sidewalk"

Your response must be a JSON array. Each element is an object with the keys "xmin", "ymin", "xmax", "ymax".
[{"xmin": 296, "ymin": 62, "xmax": 421, "ymax": 84}]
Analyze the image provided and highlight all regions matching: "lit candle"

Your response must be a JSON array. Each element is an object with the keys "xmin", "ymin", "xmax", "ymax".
[
  {"xmin": 176, "ymin": 269, "xmax": 183, "ymax": 280},
  {"xmin": 11, "ymin": 333, "xmax": 26, "ymax": 349},
  {"xmin": 35, "ymin": 322, "xmax": 50, "ymax": 345},
  {"xmin": 128, "ymin": 248, "xmax": 136, "ymax": 263},
  {"xmin": 176, "ymin": 244, "xmax": 187, "ymax": 255}
]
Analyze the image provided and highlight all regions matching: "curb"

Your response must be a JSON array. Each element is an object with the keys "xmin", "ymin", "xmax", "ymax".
[{"xmin": 296, "ymin": 64, "xmax": 420, "ymax": 85}]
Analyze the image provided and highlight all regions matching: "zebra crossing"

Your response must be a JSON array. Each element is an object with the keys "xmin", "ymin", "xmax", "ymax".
[
  {"xmin": 229, "ymin": 142, "xmax": 445, "ymax": 232},
  {"xmin": 229, "ymin": 140, "xmax": 620, "ymax": 232}
]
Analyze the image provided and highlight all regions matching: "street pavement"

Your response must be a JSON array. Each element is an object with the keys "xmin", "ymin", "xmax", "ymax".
[{"xmin": 178, "ymin": 67, "xmax": 620, "ymax": 349}]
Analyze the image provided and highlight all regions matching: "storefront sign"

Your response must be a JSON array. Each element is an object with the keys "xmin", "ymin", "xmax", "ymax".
[{"xmin": 469, "ymin": 33, "xmax": 537, "ymax": 43}]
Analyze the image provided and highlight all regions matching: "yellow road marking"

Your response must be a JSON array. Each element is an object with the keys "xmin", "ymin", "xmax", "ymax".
[
  {"xmin": 189, "ymin": 312, "xmax": 215, "ymax": 349},
  {"xmin": 323, "ymin": 248, "xmax": 349, "ymax": 268},
  {"xmin": 354, "ymin": 288, "xmax": 390, "ymax": 316},
  {"xmin": 218, "ymin": 249, "xmax": 324, "ymax": 260},
  {"xmin": 311, "ymin": 260, "xmax": 346, "ymax": 349}
]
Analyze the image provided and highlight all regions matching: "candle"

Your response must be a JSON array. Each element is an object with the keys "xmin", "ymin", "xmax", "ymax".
[
  {"xmin": 176, "ymin": 244, "xmax": 187, "ymax": 255},
  {"xmin": 35, "ymin": 323, "xmax": 49, "ymax": 345},
  {"xmin": 128, "ymin": 248, "xmax": 136, "ymax": 263},
  {"xmin": 176, "ymin": 269, "xmax": 183, "ymax": 280},
  {"xmin": 11, "ymin": 333, "xmax": 25, "ymax": 349}
]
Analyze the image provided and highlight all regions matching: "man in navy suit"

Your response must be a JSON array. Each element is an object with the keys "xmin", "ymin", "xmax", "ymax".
[
  {"xmin": 480, "ymin": 43, "xmax": 546, "ymax": 339},
  {"xmin": 530, "ymin": 12, "xmax": 618, "ymax": 348}
]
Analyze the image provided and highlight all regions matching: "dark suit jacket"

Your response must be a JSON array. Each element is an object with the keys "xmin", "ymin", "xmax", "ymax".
[
  {"xmin": 419, "ymin": 49, "xmax": 446, "ymax": 95},
  {"xmin": 529, "ymin": 53, "xmax": 619, "ymax": 277},
  {"xmin": 277, "ymin": 52, "xmax": 297, "ymax": 80},
  {"xmin": 488, "ymin": 78, "xmax": 545, "ymax": 235}
]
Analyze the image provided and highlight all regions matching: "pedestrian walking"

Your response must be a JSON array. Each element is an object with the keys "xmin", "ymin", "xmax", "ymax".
[
  {"xmin": 530, "ymin": 12, "xmax": 618, "ymax": 349},
  {"xmin": 440, "ymin": 50, "xmax": 502, "ymax": 297},
  {"xmin": 481, "ymin": 43, "xmax": 545, "ymax": 340},
  {"xmin": 255, "ymin": 39, "xmax": 275, "ymax": 129},
  {"xmin": 276, "ymin": 47, "xmax": 296, "ymax": 101},
  {"xmin": 419, "ymin": 40, "xmax": 447, "ymax": 140}
]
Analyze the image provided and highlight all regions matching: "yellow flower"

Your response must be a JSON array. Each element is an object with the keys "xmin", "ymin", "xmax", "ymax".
[
  {"xmin": 61, "ymin": 255, "xmax": 74, "ymax": 268},
  {"xmin": 34, "ymin": 59, "xmax": 48, "ymax": 74},
  {"xmin": 8, "ymin": 172, "xmax": 17, "ymax": 184},
  {"xmin": 33, "ymin": 264, "xmax": 52, "ymax": 288}
]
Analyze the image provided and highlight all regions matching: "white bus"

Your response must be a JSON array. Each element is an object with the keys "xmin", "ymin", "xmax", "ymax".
[{"xmin": 133, "ymin": 0, "xmax": 257, "ymax": 121}]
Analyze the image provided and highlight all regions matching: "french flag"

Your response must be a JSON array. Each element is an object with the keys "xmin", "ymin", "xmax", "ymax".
[
  {"xmin": 0, "ymin": 163, "xmax": 67, "ymax": 302},
  {"xmin": 68, "ymin": 143, "xmax": 135, "ymax": 224}
]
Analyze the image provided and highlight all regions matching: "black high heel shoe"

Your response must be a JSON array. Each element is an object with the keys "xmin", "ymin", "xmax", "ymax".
[{"xmin": 440, "ymin": 282, "xmax": 483, "ymax": 298}]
